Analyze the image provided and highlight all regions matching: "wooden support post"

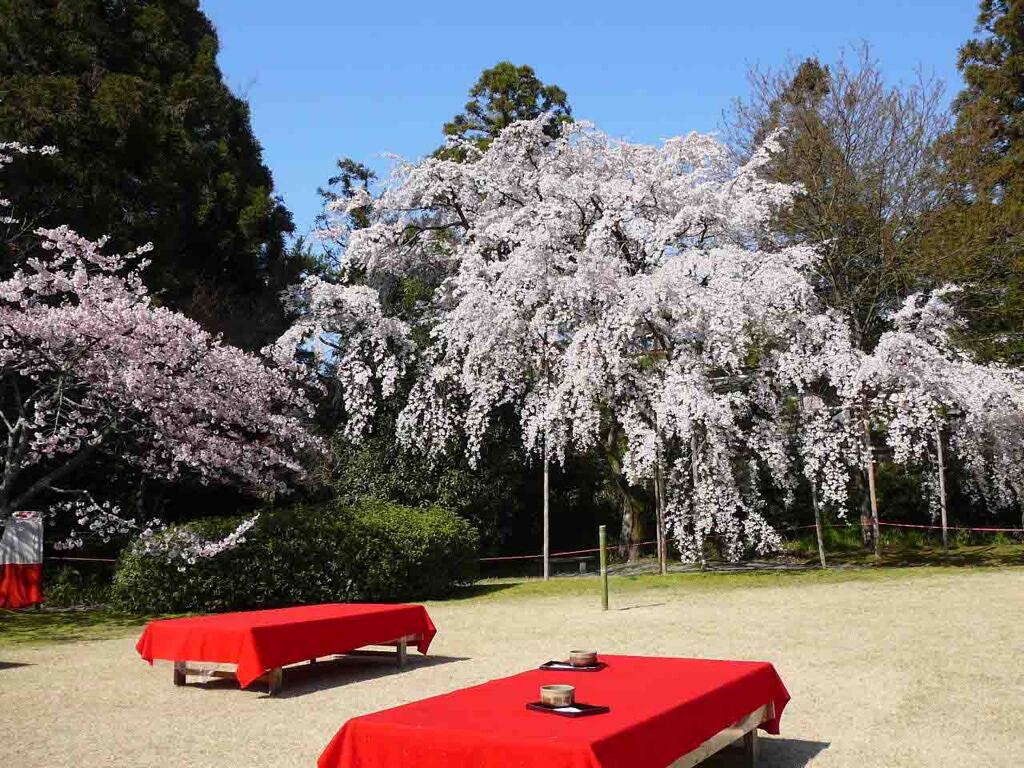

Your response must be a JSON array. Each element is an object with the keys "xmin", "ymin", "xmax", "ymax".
[
  {"xmin": 811, "ymin": 484, "xmax": 827, "ymax": 569},
  {"xmin": 742, "ymin": 728, "xmax": 759, "ymax": 766},
  {"xmin": 935, "ymin": 425, "xmax": 949, "ymax": 557},
  {"xmin": 654, "ymin": 452, "xmax": 667, "ymax": 575},
  {"xmin": 173, "ymin": 661, "xmax": 187, "ymax": 687},
  {"xmin": 862, "ymin": 415, "xmax": 881, "ymax": 561},
  {"xmin": 396, "ymin": 638, "xmax": 408, "ymax": 668},
  {"xmin": 599, "ymin": 525, "xmax": 608, "ymax": 611},
  {"xmin": 543, "ymin": 452, "xmax": 550, "ymax": 581}
]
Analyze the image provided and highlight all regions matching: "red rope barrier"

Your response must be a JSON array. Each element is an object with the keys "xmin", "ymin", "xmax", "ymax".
[
  {"xmin": 480, "ymin": 540, "xmax": 659, "ymax": 563},
  {"xmin": 875, "ymin": 521, "xmax": 1024, "ymax": 533},
  {"xmin": 42, "ymin": 521, "xmax": 1022, "ymax": 568},
  {"xmin": 481, "ymin": 521, "xmax": 1021, "ymax": 563},
  {"xmin": 784, "ymin": 521, "xmax": 1023, "ymax": 534}
]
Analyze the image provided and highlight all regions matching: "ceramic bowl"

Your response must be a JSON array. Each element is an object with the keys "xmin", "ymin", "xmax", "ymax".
[
  {"xmin": 569, "ymin": 650, "xmax": 598, "ymax": 667},
  {"xmin": 540, "ymin": 684, "xmax": 575, "ymax": 707}
]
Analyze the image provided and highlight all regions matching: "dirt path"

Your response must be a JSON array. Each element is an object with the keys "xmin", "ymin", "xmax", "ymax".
[{"xmin": 2, "ymin": 568, "xmax": 1022, "ymax": 767}]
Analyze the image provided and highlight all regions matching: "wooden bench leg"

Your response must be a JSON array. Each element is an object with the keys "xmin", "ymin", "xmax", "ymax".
[
  {"xmin": 266, "ymin": 667, "xmax": 283, "ymax": 695},
  {"xmin": 396, "ymin": 638, "xmax": 407, "ymax": 668},
  {"xmin": 173, "ymin": 661, "xmax": 187, "ymax": 687},
  {"xmin": 742, "ymin": 728, "xmax": 759, "ymax": 766}
]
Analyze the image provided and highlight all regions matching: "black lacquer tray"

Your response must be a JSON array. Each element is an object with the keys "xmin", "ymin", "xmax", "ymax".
[
  {"xmin": 526, "ymin": 701, "xmax": 610, "ymax": 718},
  {"xmin": 538, "ymin": 660, "xmax": 607, "ymax": 672}
]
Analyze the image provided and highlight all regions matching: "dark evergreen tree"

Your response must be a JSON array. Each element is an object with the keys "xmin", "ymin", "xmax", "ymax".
[
  {"xmin": 922, "ymin": 0, "xmax": 1024, "ymax": 363},
  {"xmin": 0, "ymin": 0, "xmax": 299, "ymax": 348}
]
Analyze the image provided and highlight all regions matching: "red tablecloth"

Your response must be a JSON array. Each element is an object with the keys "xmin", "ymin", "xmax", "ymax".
[
  {"xmin": 318, "ymin": 655, "xmax": 789, "ymax": 768},
  {"xmin": 0, "ymin": 563, "xmax": 43, "ymax": 609},
  {"xmin": 136, "ymin": 603, "xmax": 436, "ymax": 687}
]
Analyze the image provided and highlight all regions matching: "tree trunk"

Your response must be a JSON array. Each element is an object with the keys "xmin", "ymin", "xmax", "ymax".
[
  {"xmin": 616, "ymin": 505, "xmax": 630, "ymax": 560},
  {"xmin": 858, "ymin": 470, "xmax": 873, "ymax": 548},
  {"xmin": 604, "ymin": 424, "xmax": 643, "ymax": 562},
  {"xmin": 6, "ymin": 440, "xmax": 102, "ymax": 513},
  {"xmin": 690, "ymin": 432, "xmax": 704, "ymax": 569},
  {"xmin": 615, "ymin": 493, "xmax": 643, "ymax": 563},
  {"xmin": 862, "ymin": 416, "xmax": 881, "ymax": 561},
  {"xmin": 935, "ymin": 425, "xmax": 948, "ymax": 558},
  {"xmin": 811, "ymin": 484, "xmax": 827, "ymax": 569}
]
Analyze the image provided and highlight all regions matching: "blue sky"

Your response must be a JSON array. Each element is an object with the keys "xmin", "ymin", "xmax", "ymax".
[{"xmin": 200, "ymin": 0, "xmax": 979, "ymax": 237}]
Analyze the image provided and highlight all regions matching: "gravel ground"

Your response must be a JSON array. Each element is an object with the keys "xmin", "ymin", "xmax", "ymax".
[{"xmin": 2, "ymin": 568, "xmax": 1022, "ymax": 767}]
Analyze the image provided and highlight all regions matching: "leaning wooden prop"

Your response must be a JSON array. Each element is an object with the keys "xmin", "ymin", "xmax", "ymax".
[{"xmin": 0, "ymin": 511, "xmax": 43, "ymax": 610}]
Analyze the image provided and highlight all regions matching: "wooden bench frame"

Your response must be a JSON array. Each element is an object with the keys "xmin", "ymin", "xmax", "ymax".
[
  {"xmin": 668, "ymin": 702, "xmax": 774, "ymax": 767},
  {"xmin": 171, "ymin": 633, "xmax": 422, "ymax": 695},
  {"xmin": 549, "ymin": 555, "xmax": 594, "ymax": 574}
]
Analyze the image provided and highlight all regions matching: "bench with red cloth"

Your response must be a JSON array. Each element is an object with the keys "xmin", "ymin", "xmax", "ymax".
[
  {"xmin": 136, "ymin": 603, "xmax": 436, "ymax": 694},
  {"xmin": 318, "ymin": 655, "xmax": 790, "ymax": 768}
]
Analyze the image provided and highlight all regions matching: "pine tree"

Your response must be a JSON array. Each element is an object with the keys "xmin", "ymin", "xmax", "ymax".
[{"xmin": 440, "ymin": 61, "xmax": 571, "ymax": 157}]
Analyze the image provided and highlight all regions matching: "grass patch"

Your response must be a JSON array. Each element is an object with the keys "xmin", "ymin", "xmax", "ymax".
[
  {"xmin": 5, "ymin": 546, "xmax": 1021, "ymax": 647},
  {"xmin": 0, "ymin": 608, "xmax": 147, "ymax": 647},
  {"xmin": 463, "ymin": 561, "xmax": 1014, "ymax": 602},
  {"xmin": 787, "ymin": 534, "xmax": 1024, "ymax": 568}
]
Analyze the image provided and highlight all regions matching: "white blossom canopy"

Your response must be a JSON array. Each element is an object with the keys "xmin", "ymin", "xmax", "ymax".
[
  {"xmin": 298, "ymin": 116, "xmax": 1024, "ymax": 559},
  {"xmin": 316, "ymin": 118, "xmax": 852, "ymax": 558}
]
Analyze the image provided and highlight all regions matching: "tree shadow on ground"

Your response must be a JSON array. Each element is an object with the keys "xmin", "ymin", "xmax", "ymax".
[
  {"xmin": 614, "ymin": 602, "xmax": 667, "ymax": 611},
  {"xmin": 445, "ymin": 583, "xmax": 517, "ymax": 600},
  {"xmin": 809, "ymin": 542, "xmax": 1024, "ymax": 569},
  {"xmin": 703, "ymin": 737, "xmax": 830, "ymax": 767},
  {"xmin": 0, "ymin": 608, "xmax": 145, "ymax": 646},
  {"xmin": 188, "ymin": 653, "xmax": 470, "ymax": 699}
]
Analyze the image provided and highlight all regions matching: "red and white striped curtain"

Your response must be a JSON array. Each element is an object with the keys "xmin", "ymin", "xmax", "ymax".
[{"xmin": 0, "ymin": 511, "xmax": 43, "ymax": 609}]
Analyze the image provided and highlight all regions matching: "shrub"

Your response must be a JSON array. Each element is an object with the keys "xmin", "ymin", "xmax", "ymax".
[
  {"xmin": 111, "ymin": 499, "xmax": 479, "ymax": 614},
  {"xmin": 43, "ymin": 563, "xmax": 114, "ymax": 607}
]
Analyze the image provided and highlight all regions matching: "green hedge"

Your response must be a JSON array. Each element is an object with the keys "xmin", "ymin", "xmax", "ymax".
[{"xmin": 111, "ymin": 499, "xmax": 479, "ymax": 614}]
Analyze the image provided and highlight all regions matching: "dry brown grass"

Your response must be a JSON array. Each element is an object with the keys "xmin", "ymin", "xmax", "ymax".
[{"xmin": 2, "ymin": 567, "xmax": 1022, "ymax": 767}]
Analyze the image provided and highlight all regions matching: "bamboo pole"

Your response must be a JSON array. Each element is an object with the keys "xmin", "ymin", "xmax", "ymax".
[
  {"xmin": 599, "ymin": 525, "xmax": 608, "ymax": 611},
  {"xmin": 935, "ymin": 425, "xmax": 949, "ymax": 558}
]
